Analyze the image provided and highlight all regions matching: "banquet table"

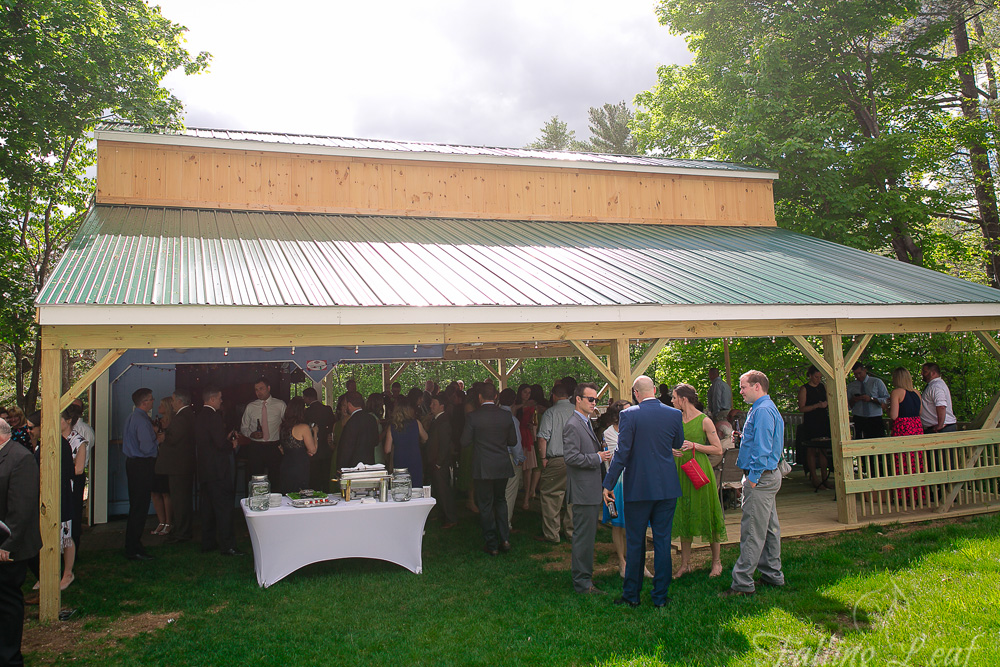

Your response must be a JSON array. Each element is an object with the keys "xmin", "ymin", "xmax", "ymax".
[{"xmin": 241, "ymin": 495, "xmax": 436, "ymax": 587}]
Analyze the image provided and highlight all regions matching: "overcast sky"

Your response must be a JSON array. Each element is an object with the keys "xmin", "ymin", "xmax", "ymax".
[{"xmin": 154, "ymin": 0, "xmax": 692, "ymax": 149}]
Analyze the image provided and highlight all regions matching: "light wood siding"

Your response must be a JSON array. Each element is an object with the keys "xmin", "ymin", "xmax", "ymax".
[{"xmin": 96, "ymin": 141, "xmax": 776, "ymax": 226}]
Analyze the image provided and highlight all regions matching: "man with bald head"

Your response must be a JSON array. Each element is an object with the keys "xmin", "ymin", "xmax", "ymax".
[{"xmin": 603, "ymin": 375, "xmax": 684, "ymax": 608}]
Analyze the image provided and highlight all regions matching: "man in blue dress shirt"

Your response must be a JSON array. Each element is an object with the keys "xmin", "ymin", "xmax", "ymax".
[
  {"xmin": 122, "ymin": 388, "xmax": 159, "ymax": 561},
  {"xmin": 722, "ymin": 370, "xmax": 786, "ymax": 597}
]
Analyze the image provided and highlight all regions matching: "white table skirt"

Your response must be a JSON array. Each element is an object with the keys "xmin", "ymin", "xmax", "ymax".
[{"xmin": 240, "ymin": 496, "xmax": 436, "ymax": 587}]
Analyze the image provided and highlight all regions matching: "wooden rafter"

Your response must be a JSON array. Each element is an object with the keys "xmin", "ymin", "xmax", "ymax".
[
  {"xmin": 788, "ymin": 335, "xmax": 833, "ymax": 378},
  {"xmin": 568, "ymin": 340, "xmax": 619, "ymax": 387},
  {"xmin": 974, "ymin": 330, "xmax": 1000, "ymax": 362},
  {"xmin": 60, "ymin": 348, "xmax": 126, "ymax": 411},
  {"xmin": 388, "ymin": 361, "xmax": 411, "ymax": 384},
  {"xmin": 630, "ymin": 337, "xmax": 668, "ymax": 382},
  {"xmin": 844, "ymin": 334, "xmax": 873, "ymax": 371}
]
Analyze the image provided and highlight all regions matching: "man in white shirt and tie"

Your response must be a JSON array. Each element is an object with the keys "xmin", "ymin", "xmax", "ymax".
[{"xmin": 240, "ymin": 377, "xmax": 286, "ymax": 480}]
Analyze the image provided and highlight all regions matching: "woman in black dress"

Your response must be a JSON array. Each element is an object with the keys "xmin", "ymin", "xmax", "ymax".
[
  {"xmin": 278, "ymin": 397, "xmax": 317, "ymax": 493},
  {"xmin": 798, "ymin": 365, "xmax": 832, "ymax": 490}
]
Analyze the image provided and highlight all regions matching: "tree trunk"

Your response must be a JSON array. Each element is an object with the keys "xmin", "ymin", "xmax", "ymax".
[{"xmin": 955, "ymin": 13, "xmax": 1000, "ymax": 289}]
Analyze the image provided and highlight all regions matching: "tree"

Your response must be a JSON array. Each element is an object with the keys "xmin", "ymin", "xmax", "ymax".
[
  {"xmin": 634, "ymin": 0, "xmax": 971, "ymax": 268},
  {"xmin": 525, "ymin": 115, "xmax": 579, "ymax": 150},
  {"xmin": 577, "ymin": 101, "xmax": 638, "ymax": 154},
  {"xmin": 0, "ymin": 0, "xmax": 210, "ymax": 410}
]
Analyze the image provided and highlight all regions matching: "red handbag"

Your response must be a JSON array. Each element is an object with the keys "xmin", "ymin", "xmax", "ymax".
[{"xmin": 680, "ymin": 457, "xmax": 710, "ymax": 489}]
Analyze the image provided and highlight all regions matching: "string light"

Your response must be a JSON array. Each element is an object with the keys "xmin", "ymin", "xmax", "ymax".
[
  {"xmin": 413, "ymin": 344, "xmax": 418, "ymax": 353},
  {"xmin": 153, "ymin": 348, "xmax": 158, "ymax": 358},
  {"xmin": 224, "ymin": 347, "xmax": 229, "ymax": 356},
  {"xmin": 291, "ymin": 346, "xmax": 295, "ymax": 355},
  {"xmin": 355, "ymin": 345, "xmax": 359, "ymax": 354},
  {"xmin": 534, "ymin": 341, "xmax": 538, "ymax": 349}
]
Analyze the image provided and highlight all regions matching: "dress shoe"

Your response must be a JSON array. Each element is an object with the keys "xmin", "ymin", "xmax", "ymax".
[
  {"xmin": 219, "ymin": 548, "xmax": 246, "ymax": 556},
  {"xmin": 125, "ymin": 552, "xmax": 154, "ymax": 561},
  {"xmin": 613, "ymin": 597, "xmax": 640, "ymax": 608},
  {"xmin": 498, "ymin": 541, "xmax": 511, "ymax": 553},
  {"xmin": 654, "ymin": 598, "xmax": 672, "ymax": 608},
  {"xmin": 482, "ymin": 546, "xmax": 499, "ymax": 556},
  {"xmin": 579, "ymin": 586, "xmax": 605, "ymax": 595},
  {"xmin": 533, "ymin": 535, "xmax": 559, "ymax": 544},
  {"xmin": 719, "ymin": 588, "xmax": 754, "ymax": 598},
  {"xmin": 757, "ymin": 578, "xmax": 787, "ymax": 589}
]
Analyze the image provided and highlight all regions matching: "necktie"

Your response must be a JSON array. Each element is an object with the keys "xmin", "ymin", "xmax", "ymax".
[{"xmin": 261, "ymin": 400, "xmax": 270, "ymax": 441}]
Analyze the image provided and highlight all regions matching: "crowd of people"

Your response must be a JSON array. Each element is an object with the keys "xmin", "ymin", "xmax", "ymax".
[{"xmin": 0, "ymin": 359, "xmax": 961, "ymax": 663}]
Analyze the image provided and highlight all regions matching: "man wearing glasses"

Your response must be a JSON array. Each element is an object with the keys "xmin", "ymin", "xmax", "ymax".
[{"xmin": 564, "ymin": 382, "xmax": 613, "ymax": 594}]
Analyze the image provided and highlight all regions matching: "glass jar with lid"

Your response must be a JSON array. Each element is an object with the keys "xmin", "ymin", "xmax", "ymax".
[
  {"xmin": 248, "ymin": 474, "xmax": 271, "ymax": 511},
  {"xmin": 391, "ymin": 468, "xmax": 412, "ymax": 502}
]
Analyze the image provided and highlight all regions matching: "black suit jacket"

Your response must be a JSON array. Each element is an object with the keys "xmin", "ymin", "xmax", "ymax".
[
  {"xmin": 156, "ymin": 405, "xmax": 196, "ymax": 476},
  {"xmin": 337, "ymin": 409, "xmax": 378, "ymax": 470},
  {"xmin": 0, "ymin": 440, "xmax": 43, "ymax": 560},
  {"xmin": 460, "ymin": 403, "xmax": 517, "ymax": 480},
  {"xmin": 304, "ymin": 401, "xmax": 335, "ymax": 460},
  {"xmin": 427, "ymin": 412, "xmax": 453, "ymax": 468},
  {"xmin": 196, "ymin": 406, "xmax": 233, "ymax": 483}
]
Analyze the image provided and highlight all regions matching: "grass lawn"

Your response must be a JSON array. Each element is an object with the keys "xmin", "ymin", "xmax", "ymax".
[{"xmin": 22, "ymin": 506, "xmax": 1000, "ymax": 666}]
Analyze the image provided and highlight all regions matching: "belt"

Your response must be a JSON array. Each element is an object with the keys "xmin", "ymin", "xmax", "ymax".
[
  {"xmin": 741, "ymin": 469, "xmax": 776, "ymax": 476},
  {"xmin": 546, "ymin": 455, "xmax": 563, "ymax": 459}
]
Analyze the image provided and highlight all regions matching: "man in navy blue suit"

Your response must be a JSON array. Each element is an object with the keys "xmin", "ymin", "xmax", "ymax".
[{"xmin": 603, "ymin": 375, "xmax": 684, "ymax": 608}]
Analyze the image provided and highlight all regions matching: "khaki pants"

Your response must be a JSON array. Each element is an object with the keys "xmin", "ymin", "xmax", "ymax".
[
  {"xmin": 505, "ymin": 457, "xmax": 523, "ymax": 530},
  {"xmin": 538, "ymin": 456, "xmax": 573, "ymax": 542}
]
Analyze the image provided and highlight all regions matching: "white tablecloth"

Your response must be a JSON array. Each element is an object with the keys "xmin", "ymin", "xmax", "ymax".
[{"xmin": 240, "ymin": 496, "xmax": 436, "ymax": 587}]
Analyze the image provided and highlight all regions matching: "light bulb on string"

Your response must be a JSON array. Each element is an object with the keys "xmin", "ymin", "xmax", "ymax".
[
  {"xmin": 291, "ymin": 346, "xmax": 295, "ymax": 355},
  {"xmin": 224, "ymin": 347, "xmax": 229, "ymax": 356},
  {"xmin": 534, "ymin": 341, "xmax": 538, "ymax": 349},
  {"xmin": 413, "ymin": 344, "xmax": 418, "ymax": 353},
  {"xmin": 153, "ymin": 348, "xmax": 158, "ymax": 358},
  {"xmin": 355, "ymin": 345, "xmax": 359, "ymax": 354}
]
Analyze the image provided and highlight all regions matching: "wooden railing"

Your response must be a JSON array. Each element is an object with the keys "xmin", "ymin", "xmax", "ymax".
[{"xmin": 840, "ymin": 430, "xmax": 1000, "ymax": 517}]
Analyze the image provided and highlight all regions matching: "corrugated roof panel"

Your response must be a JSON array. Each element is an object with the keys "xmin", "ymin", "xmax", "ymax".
[{"xmin": 37, "ymin": 205, "xmax": 1000, "ymax": 309}]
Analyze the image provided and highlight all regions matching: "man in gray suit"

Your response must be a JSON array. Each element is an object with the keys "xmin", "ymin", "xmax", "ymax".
[
  {"xmin": 461, "ymin": 384, "xmax": 518, "ymax": 556},
  {"xmin": 0, "ymin": 417, "xmax": 43, "ymax": 666},
  {"xmin": 156, "ymin": 390, "xmax": 196, "ymax": 543},
  {"xmin": 564, "ymin": 383, "xmax": 613, "ymax": 595}
]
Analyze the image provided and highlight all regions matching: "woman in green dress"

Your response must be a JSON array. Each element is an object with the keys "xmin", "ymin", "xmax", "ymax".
[{"xmin": 671, "ymin": 383, "xmax": 727, "ymax": 578}]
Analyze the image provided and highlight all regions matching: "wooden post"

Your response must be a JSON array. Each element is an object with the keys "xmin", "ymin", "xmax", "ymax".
[
  {"xmin": 823, "ymin": 334, "xmax": 857, "ymax": 524},
  {"xmin": 381, "ymin": 363, "xmax": 391, "ymax": 393},
  {"xmin": 723, "ymin": 338, "xmax": 732, "ymax": 387},
  {"xmin": 498, "ymin": 358, "xmax": 507, "ymax": 391},
  {"xmin": 93, "ymin": 356, "xmax": 111, "ymax": 525},
  {"xmin": 39, "ymin": 346, "xmax": 62, "ymax": 621},
  {"xmin": 608, "ymin": 337, "xmax": 632, "ymax": 401}
]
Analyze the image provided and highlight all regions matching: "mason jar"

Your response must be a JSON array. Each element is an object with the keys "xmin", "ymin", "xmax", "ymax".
[
  {"xmin": 248, "ymin": 474, "xmax": 271, "ymax": 511},
  {"xmin": 391, "ymin": 468, "xmax": 412, "ymax": 502}
]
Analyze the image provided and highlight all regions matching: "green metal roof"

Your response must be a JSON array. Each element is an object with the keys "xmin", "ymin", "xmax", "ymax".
[{"xmin": 37, "ymin": 205, "xmax": 1000, "ymax": 309}]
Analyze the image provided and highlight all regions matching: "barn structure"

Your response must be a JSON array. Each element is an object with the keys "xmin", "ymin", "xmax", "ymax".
[{"xmin": 33, "ymin": 123, "xmax": 1000, "ymax": 619}]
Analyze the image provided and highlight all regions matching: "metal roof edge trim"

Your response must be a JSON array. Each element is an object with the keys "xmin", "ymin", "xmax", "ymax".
[
  {"xmin": 36, "ymin": 303, "xmax": 1000, "ymax": 327},
  {"xmin": 93, "ymin": 129, "xmax": 780, "ymax": 181}
]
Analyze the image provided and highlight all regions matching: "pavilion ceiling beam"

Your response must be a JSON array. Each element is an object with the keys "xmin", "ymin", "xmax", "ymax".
[
  {"xmin": 630, "ymin": 337, "xmax": 669, "ymax": 382},
  {"xmin": 59, "ymin": 348, "xmax": 126, "ymax": 411},
  {"xmin": 971, "ymin": 389, "xmax": 1000, "ymax": 430},
  {"xmin": 388, "ymin": 362, "xmax": 411, "ymax": 384},
  {"xmin": 478, "ymin": 360, "xmax": 501, "ymax": 383},
  {"xmin": 443, "ymin": 344, "xmax": 610, "ymax": 361},
  {"xmin": 788, "ymin": 336, "xmax": 833, "ymax": 378},
  {"xmin": 568, "ymin": 339, "xmax": 620, "ymax": 387},
  {"xmin": 41, "ymin": 315, "xmax": 1000, "ymax": 351},
  {"xmin": 843, "ymin": 334, "xmax": 873, "ymax": 371},
  {"xmin": 973, "ymin": 330, "xmax": 1000, "ymax": 363}
]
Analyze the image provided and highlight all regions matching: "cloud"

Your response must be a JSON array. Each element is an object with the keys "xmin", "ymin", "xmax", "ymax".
[{"xmin": 155, "ymin": 0, "xmax": 691, "ymax": 147}]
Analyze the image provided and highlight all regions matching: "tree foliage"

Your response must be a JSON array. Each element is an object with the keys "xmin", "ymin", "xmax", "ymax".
[
  {"xmin": 0, "ymin": 0, "xmax": 210, "ymax": 410},
  {"xmin": 576, "ymin": 101, "xmax": 638, "ymax": 154},
  {"xmin": 633, "ymin": 0, "xmax": 1000, "ymax": 279},
  {"xmin": 525, "ymin": 115, "xmax": 579, "ymax": 150}
]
